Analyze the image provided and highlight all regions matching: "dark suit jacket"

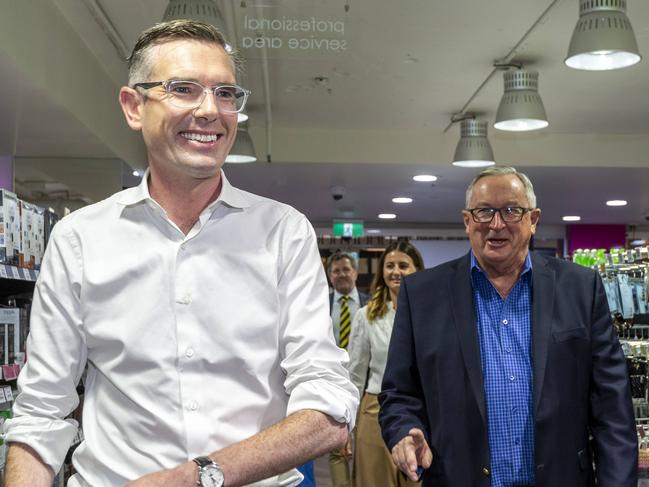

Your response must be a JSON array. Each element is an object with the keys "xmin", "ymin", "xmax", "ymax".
[{"xmin": 379, "ymin": 252, "xmax": 637, "ymax": 487}]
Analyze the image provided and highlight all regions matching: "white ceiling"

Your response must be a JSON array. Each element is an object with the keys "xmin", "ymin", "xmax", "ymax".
[{"xmin": 1, "ymin": 0, "xmax": 648, "ymax": 230}]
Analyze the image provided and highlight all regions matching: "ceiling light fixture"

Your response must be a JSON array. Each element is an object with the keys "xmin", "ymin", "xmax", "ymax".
[
  {"xmin": 378, "ymin": 213, "xmax": 397, "ymax": 220},
  {"xmin": 392, "ymin": 197, "xmax": 413, "ymax": 204},
  {"xmin": 225, "ymin": 122, "xmax": 257, "ymax": 163},
  {"xmin": 494, "ymin": 70, "xmax": 548, "ymax": 132},
  {"xmin": 162, "ymin": 0, "xmax": 233, "ymax": 51},
  {"xmin": 606, "ymin": 199, "xmax": 628, "ymax": 206},
  {"xmin": 413, "ymin": 175, "xmax": 437, "ymax": 182},
  {"xmin": 562, "ymin": 215, "xmax": 581, "ymax": 222},
  {"xmin": 565, "ymin": 0, "xmax": 641, "ymax": 71},
  {"xmin": 452, "ymin": 118, "xmax": 495, "ymax": 168}
]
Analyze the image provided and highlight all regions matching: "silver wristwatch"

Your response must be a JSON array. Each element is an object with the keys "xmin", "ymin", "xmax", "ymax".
[{"xmin": 192, "ymin": 456, "xmax": 224, "ymax": 487}]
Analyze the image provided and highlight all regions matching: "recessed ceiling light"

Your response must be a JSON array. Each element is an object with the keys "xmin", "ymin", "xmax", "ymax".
[
  {"xmin": 606, "ymin": 200, "xmax": 627, "ymax": 207},
  {"xmin": 378, "ymin": 213, "xmax": 396, "ymax": 220},
  {"xmin": 562, "ymin": 216, "xmax": 581, "ymax": 222},
  {"xmin": 366, "ymin": 229, "xmax": 382, "ymax": 234},
  {"xmin": 413, "ymin": 175, "xmax": 437, "ymax": 182},
  {"xmin": 392, "ymin": 197, "xmax": 413, "ymax": 204},
  {"xmin": 631, "ymin": 239, "xmax": 646, "ymax": 246}
]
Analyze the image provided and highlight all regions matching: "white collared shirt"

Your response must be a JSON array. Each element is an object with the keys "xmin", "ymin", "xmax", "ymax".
[
  {"xmin": 3, "ymin": 170, "xmax": 358, "ymax": 487},
  {"xmin": 347, "ymin": 305, "xmax": 396, "ymax": 396}
]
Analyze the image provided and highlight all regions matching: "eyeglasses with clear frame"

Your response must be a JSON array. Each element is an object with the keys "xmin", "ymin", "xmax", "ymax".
[
  {"xmin": 466, "ymin": 207, "xmax": 534, "ymax": 223},
  {"xmin": 133, "ymin": 80, "xmax": 251, "ymax": 113}
]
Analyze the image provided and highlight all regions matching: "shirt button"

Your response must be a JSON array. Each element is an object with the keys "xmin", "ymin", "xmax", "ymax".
[
  {"xmin": 482, "ymin": 467, "xmax": 490, "ymax": 476},
  {"xmin": 187, "ymin": 401, "xmax": 199, "ymax": 411},
  {"xmin": 515, "ymin": 438, "xmax": 520, "ymax": 445},
  {"xmin": 502, "ymin": 319, "xmax": 508, "ymax": 325},
  {"xmin": 185, "ymin": 348, "xmax": 195, "ymax": 358},
  {"xmin": 510, "ymin": 375, "xmax": 516, "ymax": 381},
  {"xmin": 505, "ymin": 347, "xmax": 512, "ymax": 353}
]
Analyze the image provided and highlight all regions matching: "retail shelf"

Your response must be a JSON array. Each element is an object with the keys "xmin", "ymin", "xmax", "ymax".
[
  {"xmin": 0, "ymin": 265, "xmax": 38, "ymax": 297},
  {"xmin": 0, "ymin": 265, "xmax": 38, "ymax": 282}
]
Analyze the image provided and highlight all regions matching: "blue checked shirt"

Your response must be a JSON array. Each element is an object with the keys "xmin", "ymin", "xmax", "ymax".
[{"xmin": 471, "ymin": 252, "xmax": 535, "ymax": 487}]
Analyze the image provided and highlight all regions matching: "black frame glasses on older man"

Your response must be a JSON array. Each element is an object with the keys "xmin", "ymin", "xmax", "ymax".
[
  {"xmin": 133, "ymin": 80, "xmax": 251, "ymax": 113},
  {"xmin": 466, "ymin": 207, "xmax": 534, "ymax": 223}
]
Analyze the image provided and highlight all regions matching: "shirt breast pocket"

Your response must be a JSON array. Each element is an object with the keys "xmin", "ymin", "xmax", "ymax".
[{"xmin": 552, "ymin": 327, "xmax": 588, "ymax": 343}]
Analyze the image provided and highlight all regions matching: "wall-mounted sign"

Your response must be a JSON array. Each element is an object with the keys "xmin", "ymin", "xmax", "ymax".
[{"xmin": 333, "ymin": 221, "xmax": 364, "ymax": 238}]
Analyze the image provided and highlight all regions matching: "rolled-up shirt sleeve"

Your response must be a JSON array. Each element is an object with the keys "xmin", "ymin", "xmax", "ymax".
[
  {"xmin": 2, "ymin": 221, "xmax": 87, "ymax": 473},
  {"xmin": 276, "ymin": 211, "xmax": 359, "ymax": 429}
]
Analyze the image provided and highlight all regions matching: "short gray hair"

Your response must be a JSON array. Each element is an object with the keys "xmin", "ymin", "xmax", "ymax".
[
  {"xmin": 465, "ymin": 166, "xmax": 537, "ymax": 208},
  {"xmin": 127, "ymin": 19, "xmax": 241, "ymax": 86},
  {"xmin": 326, "ymin": 252, "xmax": 358, "ymax": 272}
]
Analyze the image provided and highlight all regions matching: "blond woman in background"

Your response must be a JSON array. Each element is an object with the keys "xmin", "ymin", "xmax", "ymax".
[{"xmin": 347, "ymin": 241, "xmax": 425, "ymax": 487}]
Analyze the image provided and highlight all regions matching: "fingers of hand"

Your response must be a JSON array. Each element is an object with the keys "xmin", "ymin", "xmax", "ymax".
[{"xmin": 392, "ymin": 435, "xmax": 420, "ymax": 480}]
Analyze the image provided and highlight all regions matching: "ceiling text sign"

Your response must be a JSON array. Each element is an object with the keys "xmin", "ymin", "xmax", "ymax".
[{"xmin": 240, "ymin": 13, "xmax": 348, "ymax": 56}]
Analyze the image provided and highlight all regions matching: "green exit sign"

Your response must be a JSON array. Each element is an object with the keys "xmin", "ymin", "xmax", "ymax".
[{"xmin": 333, "ymin": 221, "xmax": 364, "ymax": 238}]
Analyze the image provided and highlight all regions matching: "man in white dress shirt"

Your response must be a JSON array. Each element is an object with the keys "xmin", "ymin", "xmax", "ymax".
[{"xmin": 2, "ymin": 20, "xmax": 358, "ymax": 487}]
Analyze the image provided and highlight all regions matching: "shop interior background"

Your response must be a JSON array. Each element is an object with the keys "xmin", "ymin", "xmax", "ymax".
[{"xmin": 0, "ymin": 0, "xmax": 648, "ymax": 250}]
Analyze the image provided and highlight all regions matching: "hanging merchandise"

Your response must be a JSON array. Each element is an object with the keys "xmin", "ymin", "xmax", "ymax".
[
  {"xmin": 583, "ymin": 246, "xmax": 649, "ymax": 482},
  {"xmin": 573, "ymin": 246, "xmax": 649, "ymax": 329}
]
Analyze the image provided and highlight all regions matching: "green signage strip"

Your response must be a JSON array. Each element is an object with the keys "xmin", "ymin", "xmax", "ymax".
[{"xmin": 332, "ymin": 221, "xmax": 364, "ymax": 238}]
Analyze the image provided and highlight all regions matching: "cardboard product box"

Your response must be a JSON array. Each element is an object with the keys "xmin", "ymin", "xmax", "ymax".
[
  {"xmin": 0, "ymin": 308, "xmax": 20, "ymax": 365},
  {"xmin": 32, "ymin": 206, "xmax": 45, "ymax": 270},
  {"xmin": 0, "ymin": 190, "xmax": 19, "ymax": 266},
  {"xmin": 19, "ymin": 200, "xmax": 36, "ymax": 269}
]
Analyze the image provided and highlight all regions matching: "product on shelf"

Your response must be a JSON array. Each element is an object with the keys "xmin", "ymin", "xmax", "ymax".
[
  {"xmin": 0, "ymin": 190, "xmax": 19, "ymax": 266},
  {"xmin": 18, "ymin": 201, "xmax": 45, "ymax": 270}
]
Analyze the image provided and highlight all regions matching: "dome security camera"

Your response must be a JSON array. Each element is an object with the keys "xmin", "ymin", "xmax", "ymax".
[{"xmin": 331, "ymin": 186, "xmax": 345, "ymax": 201}]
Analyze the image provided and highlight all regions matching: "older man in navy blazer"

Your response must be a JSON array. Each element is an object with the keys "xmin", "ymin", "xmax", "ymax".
[{"xmin": 379, "ymin": 166, "xmax": 637, "ymax": 487}]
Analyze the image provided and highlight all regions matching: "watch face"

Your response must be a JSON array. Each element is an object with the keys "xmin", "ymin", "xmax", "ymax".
[{"xmin": 200, "ymin": 464, "xmax": 224, "ymax": 487}]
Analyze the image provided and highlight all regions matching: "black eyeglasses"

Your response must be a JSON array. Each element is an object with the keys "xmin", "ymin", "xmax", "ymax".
[
  {"xmin": 466, "ymin": 207, "xmax": 534, "ymax": 223},
  {"xmin": 133, "ymin": 80, "xmax": 250, "ymax": 113}
]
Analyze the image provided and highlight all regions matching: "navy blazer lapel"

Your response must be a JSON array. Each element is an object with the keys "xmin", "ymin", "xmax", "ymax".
[
  {"xmin": 449, "ymin": 254, "xmax": 486, "ymax": 424},
  {"xmin": 531, "ymin": 252, "xmax": 556, "ymax": 415}
]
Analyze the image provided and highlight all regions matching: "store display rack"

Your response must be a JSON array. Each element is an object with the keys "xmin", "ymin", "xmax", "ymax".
[{"xmin": 0, "ymin": 265, "xmax": 38, "ymax": 297}]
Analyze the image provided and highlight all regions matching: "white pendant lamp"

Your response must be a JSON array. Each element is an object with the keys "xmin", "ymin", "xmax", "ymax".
[
  {"xmin": 162, "ymin": 0, "xmax": 225, "ymax": 25},
  {"xmin": 565, "ymin": 0, "xmax": 641, "ymax": 71},
  {"xmin": 162, "ymin": 0, "xmax": 233, "ymax": 51},
  {"xmin": 452, "ymin": 119, "xmax": 495, "ymax": 168},
  {"xmin": 494, "ymin": 70, "xmax": 548, "ymax": 132},
  {"xmin": 225, "ymin": 122, "xmax": 257, "ymax": 163}
]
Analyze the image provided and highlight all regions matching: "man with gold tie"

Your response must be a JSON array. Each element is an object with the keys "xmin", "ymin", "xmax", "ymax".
[{"xmin": 326, "ymin": 252, "xmax": 370, "ymax": 487}]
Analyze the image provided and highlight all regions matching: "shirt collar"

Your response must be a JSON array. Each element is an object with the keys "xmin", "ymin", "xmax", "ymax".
[
  {"xmin": 470, "ymin": 250, "xmax": 533, "ymax": 276},
  {"xmin": 115, "ymin": 168, "xmax": 251, "ymax": 210},
  {"xmin": 333, "ymin": 288, "xmax": 359, "ymax": 303}
]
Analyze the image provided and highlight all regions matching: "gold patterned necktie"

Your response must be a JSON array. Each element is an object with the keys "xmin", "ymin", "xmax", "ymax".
[{"xmin": 339, "ymin": 295, "xmax": 351, "ymax": 349}]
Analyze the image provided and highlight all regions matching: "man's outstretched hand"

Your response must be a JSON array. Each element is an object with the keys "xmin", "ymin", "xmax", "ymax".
[{"xmin": 390, "ymin": 428, "xmax": 433, "ymax": 481}]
